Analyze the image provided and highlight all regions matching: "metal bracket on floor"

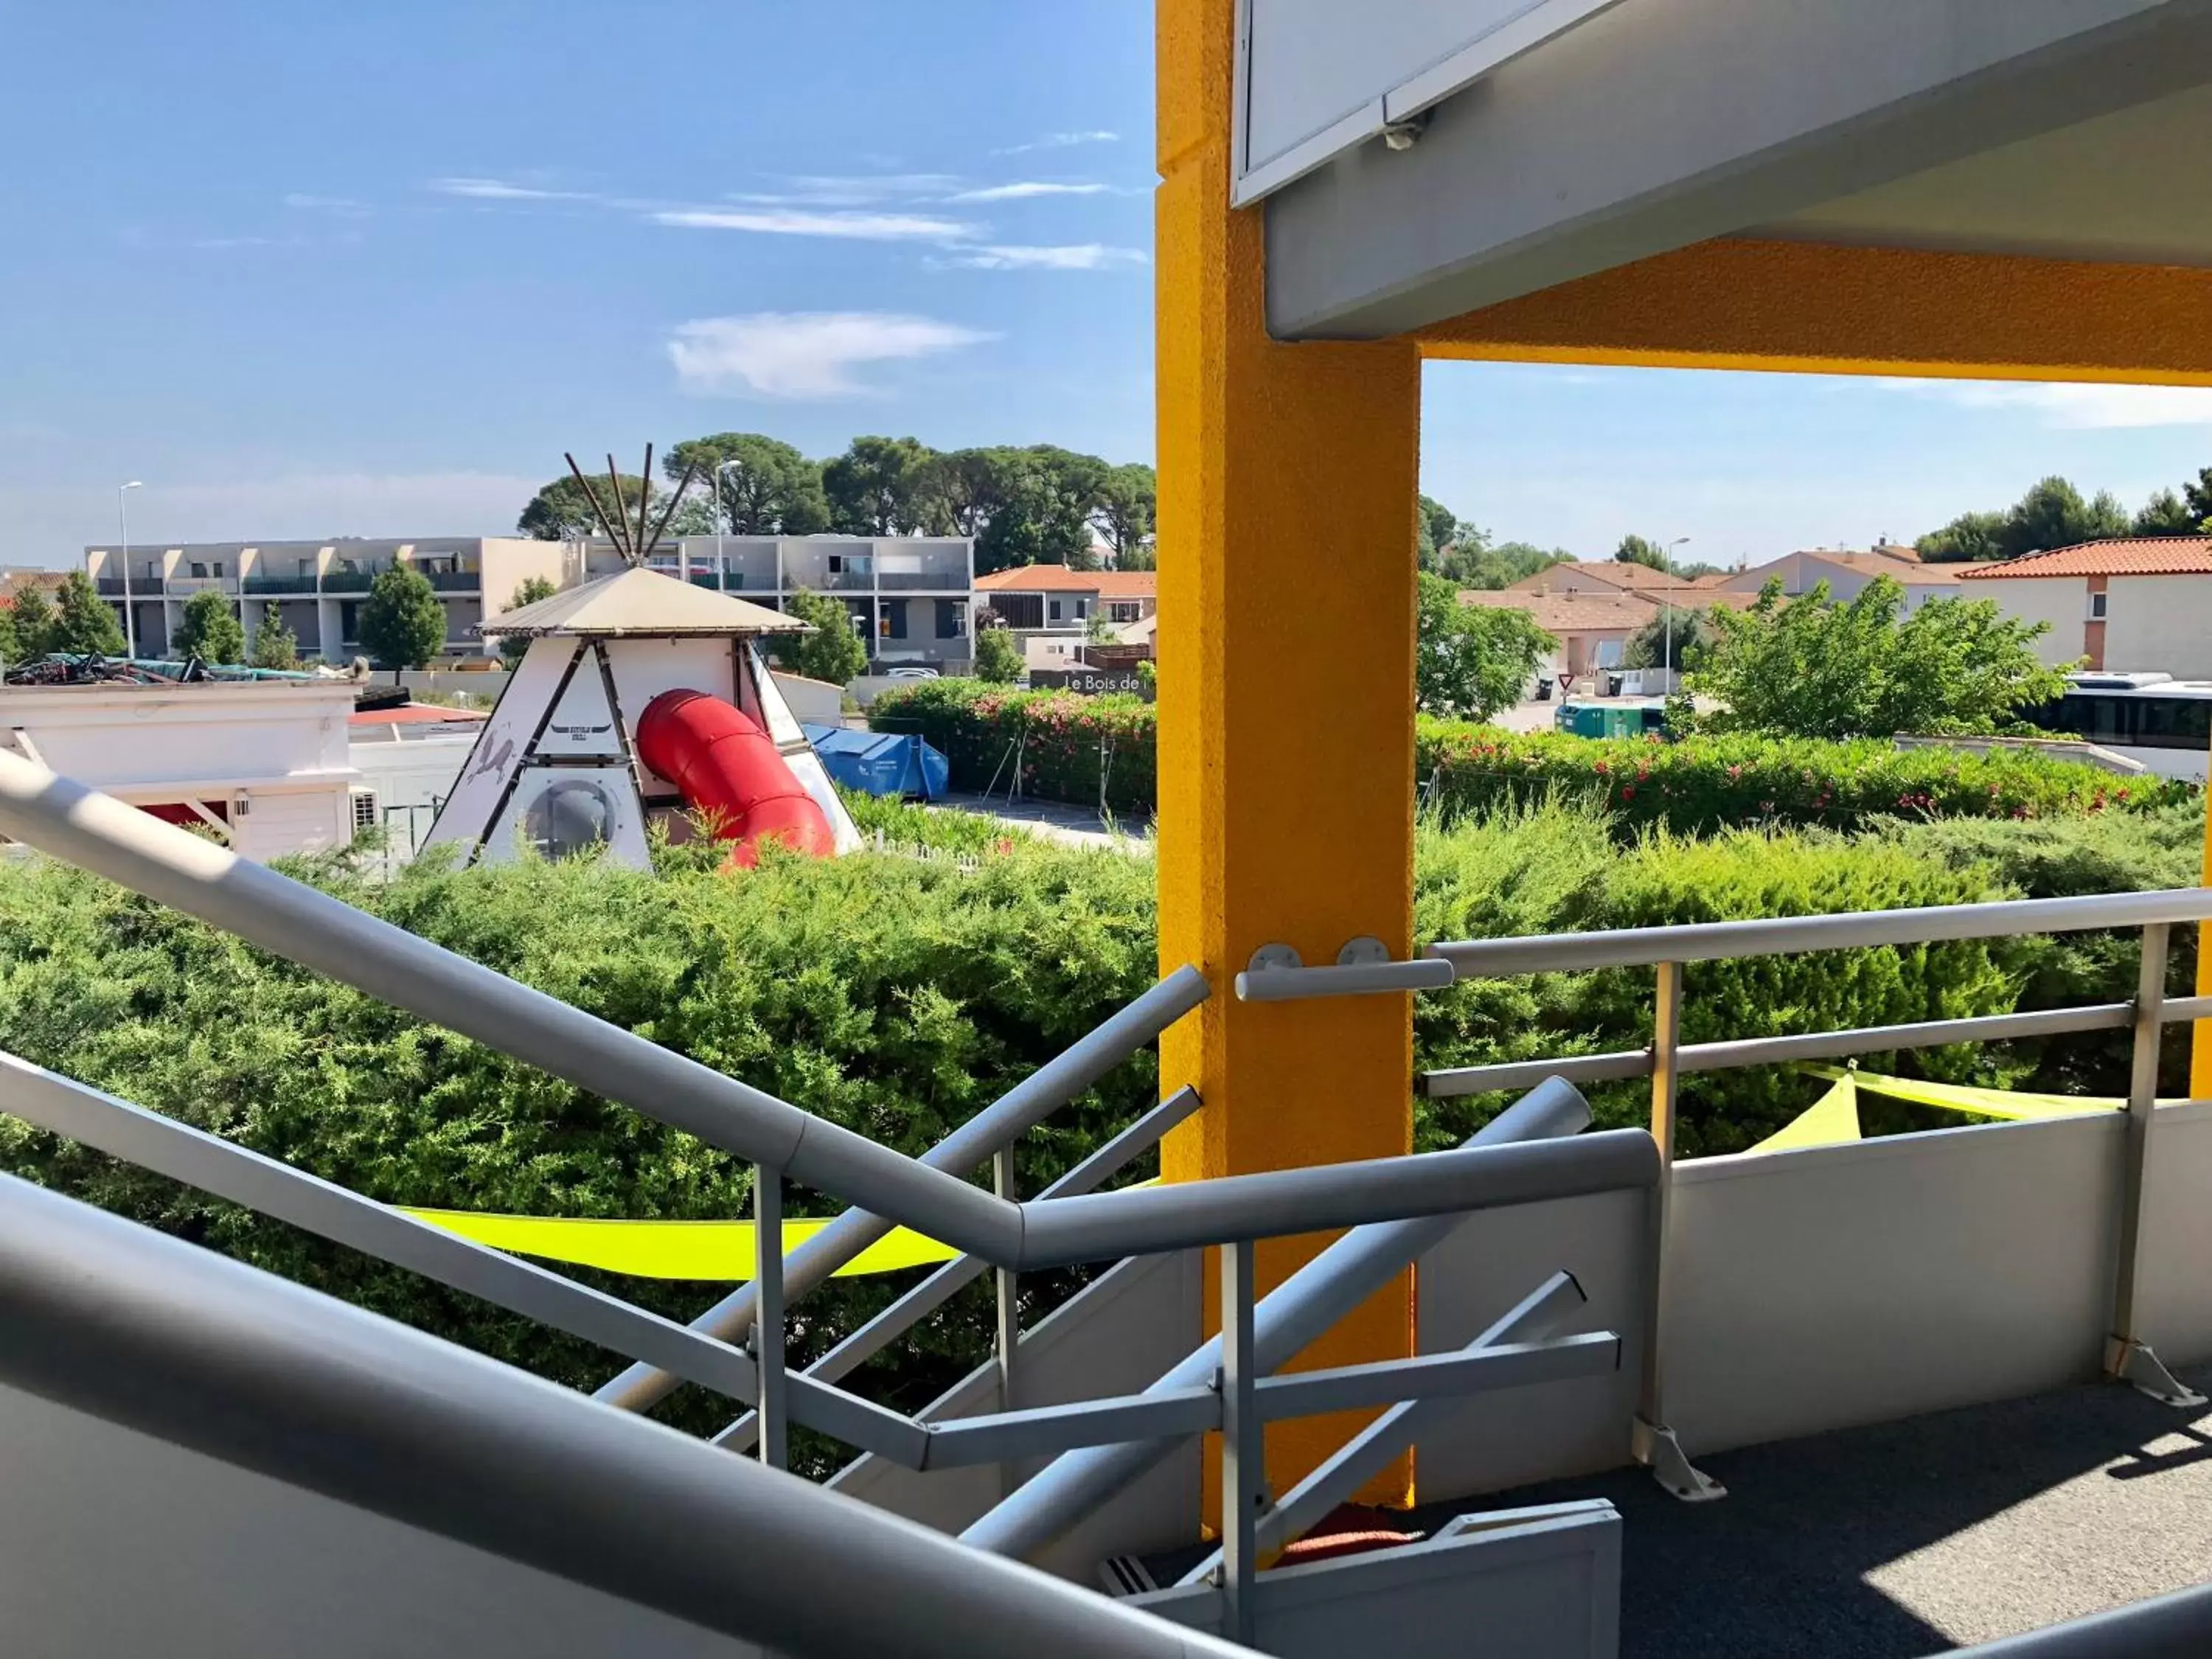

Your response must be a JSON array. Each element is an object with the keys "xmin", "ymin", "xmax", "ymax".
[
  {"xmin": 2107, "ymin": 1338, "xmax": 2208, "ymax": 1410},
  {"xmin": 1634, "ymin": 1416, "xmax": 1726, "ymax": 1503}
]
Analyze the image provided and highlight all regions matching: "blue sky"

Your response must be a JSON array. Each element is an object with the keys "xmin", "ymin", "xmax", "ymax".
[{"xmin": 5, "ymin": 0, "xmax": 2212, "ymax": 566}]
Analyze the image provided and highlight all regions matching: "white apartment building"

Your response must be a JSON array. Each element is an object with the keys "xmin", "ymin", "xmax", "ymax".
[{"xmin": 83, "ymin": 539, "xmax": 569, "ymax": 664}]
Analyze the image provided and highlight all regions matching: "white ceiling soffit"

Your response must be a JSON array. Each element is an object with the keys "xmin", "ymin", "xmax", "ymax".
[{"xmin": 1233, "ymin": 0, "xmax": 1631, "ymax": 206}]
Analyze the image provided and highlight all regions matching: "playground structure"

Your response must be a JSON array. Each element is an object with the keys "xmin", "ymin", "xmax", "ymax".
[
  {"xmin": 11, "ymin": 3, "xmax": 2212, "ymax": 1655},
  {"xmin": 421, "ymin": 451, "xmax": 852, "ymax": 870}
]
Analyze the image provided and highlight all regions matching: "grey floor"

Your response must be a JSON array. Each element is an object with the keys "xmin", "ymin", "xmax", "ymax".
[{"xmin": 1411, "ymin": 1363, "xmax": 2212, "ymax": 1656}]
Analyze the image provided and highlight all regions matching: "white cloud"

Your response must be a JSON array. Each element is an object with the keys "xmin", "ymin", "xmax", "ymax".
[
  {"xmin": 667, "ymin": 312, "xmax": 995, "ymax": 398},
  {"xmin": 283, "ymin": 192, "xmax": 369, "ymax": 217},
  {"xmin": 947, "ymin": 181, "xmax": 1111, "ymax": 202},
  {"xmin": 652, "ymin": 206, "xmax": 973, "ymax": 240},
  {"xmin": 992, "ymin": 131, "xmax": 1119, "ymax": 156},
  {"xmin": 430, "ymin": 177, "xmax": 582, "ymax": 201},
  {"xmin": 936, "ymin": 243, "xmax": 1148, "ymax": 271},
  {"xmin": 1879, "ymin": 378, "xmax": 2212, "ymax": 429},
  {"xmin": 765, "ymin": 173, "xmax": 964, "ymax": 205}
]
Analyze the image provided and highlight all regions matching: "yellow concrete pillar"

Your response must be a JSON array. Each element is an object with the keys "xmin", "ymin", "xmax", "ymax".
[{"xmin": 1156, "ymin": 0, "xmax": 1424, "ymax": 1511}]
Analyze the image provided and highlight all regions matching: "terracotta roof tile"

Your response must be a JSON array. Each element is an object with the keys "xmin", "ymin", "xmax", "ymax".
[
  {"xmin": 973, "ymin": 566, "xmax": 1156, "ymax": 596},
  {"xmin": 1957, "ymin": 538, "xmax": 2212, "ymax": 579}
]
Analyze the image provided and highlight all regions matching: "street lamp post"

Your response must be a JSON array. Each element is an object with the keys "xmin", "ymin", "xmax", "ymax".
[
  {"xmin": 1663, "ymin": 536, "xmax": 1691, "ymax": 683},
  {"xmin": 118, "ymin": 481, "xmax": 145, "ymax": 658}
]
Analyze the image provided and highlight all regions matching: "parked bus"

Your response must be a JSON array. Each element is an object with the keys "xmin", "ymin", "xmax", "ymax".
[{"xmin": 2017, "ymin": 672, "xmax": 2212, "ymax": 782}]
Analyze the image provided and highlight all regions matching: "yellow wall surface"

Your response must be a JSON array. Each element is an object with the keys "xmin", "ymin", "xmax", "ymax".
[
  {"xmin": 1157, "ymin": 0, "xmax": 1424, "ymax": 1514},
  {"xmin": 1417, "ymin": 239, "xmax": 2212, "ymax": 386}
]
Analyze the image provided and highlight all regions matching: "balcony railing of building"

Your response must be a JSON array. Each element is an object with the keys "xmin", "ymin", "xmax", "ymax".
[
  {"xmin": 93, "ymin": 578, "xmax": 129, "ymax": 596},
  {"xmin": 242, "ymin": 576, "xmax": 321, "ymax": 595},
  {"xmin": 785, "ymin": 566, "xmax": 875, "ymax": 593},
  {"xmin": 421, "ymin": 570, "xmax": 480, "ymax": 594},
  {"xmin": 320, "ymin": 566, "xmax": 392, "ymax": 592},
  {"xmin": 877, "ymin": 570, "xmax": 971, "ymax": 591}
]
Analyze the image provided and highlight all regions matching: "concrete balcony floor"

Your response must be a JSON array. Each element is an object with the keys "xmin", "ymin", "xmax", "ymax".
[{"xmin": 1406, "ymin": 1360, "xmax": 2212, "ymax": 1656}]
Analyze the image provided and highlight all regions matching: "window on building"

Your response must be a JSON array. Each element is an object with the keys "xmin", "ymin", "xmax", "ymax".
[
  {"xmin": 936, "ymin": 599, "xmax": 967, "ymax": 638},
  {"xmin": 2089, "ymin": 591, "xmax": 2110, "ymax": 620},
  {"xmin": 352, "ymin": 791, "xmax": 380, "ymax": 832},
  {"xmin": 1107, "ymin": 601, "xmax": 1141, "ymax": 623},
  {"xmin": 1048, "ymin": 598, "xmax": 1063, "ymax": 623},
  {"xmin": 189, "ymin": 562, "xmax": 207, "ymax": 578},
  {"xmin": 885, "ymin": 602, "xmax": 908, "ymax": 640}
]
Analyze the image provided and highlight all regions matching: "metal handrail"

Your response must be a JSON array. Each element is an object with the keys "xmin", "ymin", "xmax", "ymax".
[
  {"xmin": 964, "ymin": 1077, "xmax": 1596, "ymax": 1559},
  {"xmin": 0, "ymin": 1169, "xmax": 1257, "ymax": 1659},
  {"xmin": 712, "ymin": 1085, "xmax": 1207, "ymax": 1454},
  {"xmin": 597, "ymin": 968, "xmax": 1211, "ymax": 1414},
  {"xmin": 1425, "ymin": 886, "xmax": 2212, "ymax": 978}
]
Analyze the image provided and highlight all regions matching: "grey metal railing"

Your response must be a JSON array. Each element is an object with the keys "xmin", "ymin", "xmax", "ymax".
[
  {"xmin": 0, "ymin": 752, "xmax": 1649, "ymax": 1652},
  {"xmin": 0, "ymin": 1169, "xmax": 1257, "ymax": 1659},
  {"xmin": 1226, "ymin": 883, "xmax": 2212, "ymax": 1497}
]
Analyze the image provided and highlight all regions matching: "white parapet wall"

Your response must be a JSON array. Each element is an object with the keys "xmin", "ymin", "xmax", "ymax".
[
  {"xmin": 1416, "ymin": 1105, "xmax": 2212, "ymax": 1506},
  {"xmin": 0, "ymin": 680, "xmax": 361, "ymax": 863}
]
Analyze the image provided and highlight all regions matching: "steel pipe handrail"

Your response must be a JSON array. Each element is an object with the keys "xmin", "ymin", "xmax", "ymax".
[
  {"xmin": 964, "ymin": 1077, "xmax": 1596, "ymax": 1559},
  {"xmin": 0, "ymin": 1170, "xmax": 1257, "ymax": 1659},
  {"xmin": 1427, "ymin": 886, "xmax": 2212, "ymax": 979},
  {"xmin": 712, "ymin": 1085, "xmax": 1207, "ymax": 1454},
  {"xmin": 597, "ymin": 970, "xmax": 1210, "ymax": 1413},
  {"xmin": 1421, "ymin": 996, "xmax": 2212, "ymax": 1098},
  {"xmin": 1010, "ymin": 1128, "xmax": 1655, "ymax": 1270}
]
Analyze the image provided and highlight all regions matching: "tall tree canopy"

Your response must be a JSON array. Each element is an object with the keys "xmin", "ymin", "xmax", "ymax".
[
  {"xmin": 518, "ymin": 473, "xmax": 652, "ymax": 541},
  {"xmin": 2180, "ymin": 467, "xmax": 2212, "ymax": 529},
  {"xmin": 667, "ymin": 434, "xmax": 829, "ymax": 536},
  {"xmin": 1417, "ymin": 495, "xmax": 1459, "ymax": 566},
  {"xmin": 1441, "ymin": 538, "xmax": 1572, "ymax": 590},
  {"xmin": 1689, "ymin": 577, "xmax": 2070, "ymax": 740},
  {"xmin": 1416, "ymin": 574, "xmax": 1554, "ymax": 720},
  {"xmin": 2132, "ymin": 488, "xmax": 2200, "ymax": 538},
  {"xmin": 1917, "ymin": 476, "xmax": 2132, "ymax": 563},
  {"xmin": 52, "ymin": 571, "xmax": 128, "ymax": 655},
  {"xmin": 1091, "ymin": 463, "xmax": 1156, "ymax": 564},
  {"xmin": 1614, "ymin": 534, "xmax": 1670, "ymax": 571},
  {"xmin": 822, "ymin": 436, "xmax": 935, "ymax": 535}
]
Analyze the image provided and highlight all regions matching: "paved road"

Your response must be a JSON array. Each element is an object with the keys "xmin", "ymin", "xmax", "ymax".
[{"xmin": 1408, "ymin": 1362, "xmax": 2212, "ymax": 1656}]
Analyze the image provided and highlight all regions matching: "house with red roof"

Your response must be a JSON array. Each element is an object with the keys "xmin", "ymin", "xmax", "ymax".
[
  {"xmin": 1960, "ymin": 538, "xmax": 2212, "ymax": 676},
  {"xmin": 971, "ymin": 566, "xmax": 1158, "ymax": 669}
]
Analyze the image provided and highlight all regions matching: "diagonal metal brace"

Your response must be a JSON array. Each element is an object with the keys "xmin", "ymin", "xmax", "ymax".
[
  {"xmin": 1634, "ymin": 1416, "xmax": 1725, "ymax": 1503},
  {"xmin": 2107, "ymin": 1337, "xmax": 2210, "ymax": 1410}
]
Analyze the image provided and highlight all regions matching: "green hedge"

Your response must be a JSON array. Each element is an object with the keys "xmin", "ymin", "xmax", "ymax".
[
  {"xmin": 869, "ymin": 679, "xmax": 2188, "ymax": 833},
  {"xmin": 867, "ymin": 680, "xmax": 1155, "ymax": 815},
  {"xmin": 1416, "ymin": 723, "xmax": 2189, "ymax": 833}
]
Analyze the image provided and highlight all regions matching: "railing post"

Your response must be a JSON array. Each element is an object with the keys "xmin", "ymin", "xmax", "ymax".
[
  {"xmin": 2107, "ymin": 924, "xmax": 2206, "ymax": 1407},
  {"xmin": 993, "ymin": 1144, "xmax": 1021, "ymax": 1496},
  {"xmin": 1632, "ymin": 960, "xmax": 1725, "ymax": 1501},
  {"xmin": 1219, "ymin": 1239, "xmax": 1260, "ymax": 1647},
  {"xmin": 753, "ymin": 1163, "xmax": 789, "ymax": 1468}
]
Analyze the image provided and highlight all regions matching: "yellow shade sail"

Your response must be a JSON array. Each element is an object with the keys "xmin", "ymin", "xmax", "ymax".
[{"xmin": 399, "ymin": 1209, "xmax": 961, "ymax": 1282}]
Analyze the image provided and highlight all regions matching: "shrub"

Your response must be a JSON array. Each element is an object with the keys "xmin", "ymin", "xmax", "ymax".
[
  {"xmin": 869, "ymin": 679, "xmax": 1155, "ymax": 815},
  {"xmin": 0, "ymin": 837, "xmax": 1160, "ymax": 1467},
  {"xmin": 1411, "ymin": 804, "xmax": 2042, "ymax": 1157},
  {"xmin": 1418, "ymin": 721, "xmax": 2191, "ymax": 836},
  {"xmin": 175, "ymin": 589, "xmax": 246, "ymax": 665},
  {"xmin": 869, "ymin": 682, "xmax": 2188, "ymax": 832}
]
